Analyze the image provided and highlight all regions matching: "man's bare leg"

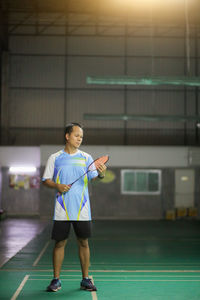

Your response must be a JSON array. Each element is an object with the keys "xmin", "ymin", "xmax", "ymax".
[
  {"xmin": 78, "ymin": 238, "xmax": 97, "ymax": 291},
  {"xmin": 53, "ymin": 239, "xmax": 67, "ymax": 278},
  {"xmin": 77, "ymin": 238, "xmax": 90, "ymax": 278}
]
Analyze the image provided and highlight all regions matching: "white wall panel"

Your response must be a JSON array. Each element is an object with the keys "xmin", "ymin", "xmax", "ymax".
[
  {"xmin": 10, "ymin": 55, "xmax": 65, "ymax": 88},
  {"xmin": 66, "ymin": 90, "xmax": 124, "ymax": 128},
  {"xmin": 68, "ymin": 36, "xmax": 124, "ymax": 55},
  {"xmin": 10, "ymin": 89, "xmax": 65, "ymax": 127},
  {"xmin": 67, "ymin": 57, "xmax": 124, "ymax": 88},
  {"xmin": 0, "ymin": 146, "xmax": 40, "ymax": 167},
  {"xmin": 9, "ymin": 36, "xmax": 66, "ymax": 54},
  {"xmin": 40, "ymin": 145, "xmax": 190, "ymax": 168}
]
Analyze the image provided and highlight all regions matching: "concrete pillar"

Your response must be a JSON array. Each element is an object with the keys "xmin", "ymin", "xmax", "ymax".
[{"xmin": 1, "ymin": 51, "xmax": 10, "ymax": 145}]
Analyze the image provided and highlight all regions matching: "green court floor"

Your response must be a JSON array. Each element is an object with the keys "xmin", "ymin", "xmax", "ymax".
[{"xmin": 1, "ymin": 220, "xmax": 200, "ymax": 299}]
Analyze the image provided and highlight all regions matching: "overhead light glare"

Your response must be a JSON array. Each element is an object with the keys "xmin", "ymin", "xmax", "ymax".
[
  {"xmin": 9, "ymin": 166, "xmax": 37, "ymax": 174},
  {"xmin": 181, "ymin": 176, "xmax": 189, "ymax": 181}
]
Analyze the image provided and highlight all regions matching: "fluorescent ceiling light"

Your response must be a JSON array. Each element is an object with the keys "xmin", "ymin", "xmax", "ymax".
[
  {"xmin": 9, "ymin": 166, "xmax": 37, "ymax": 174},
  {"xmin": 87, "ymin": 76, "xmax": 200, "ymax": 87}
]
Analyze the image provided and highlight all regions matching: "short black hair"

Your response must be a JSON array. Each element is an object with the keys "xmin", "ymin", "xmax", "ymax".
[{"xmin": 65, "ymin": 122, "xmax": 83, "ymax": 136}]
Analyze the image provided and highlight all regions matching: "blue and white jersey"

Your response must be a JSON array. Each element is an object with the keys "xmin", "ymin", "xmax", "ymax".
[{"xmin": 42, "ymin": 149, "xmax": 98, "ymax": 221}]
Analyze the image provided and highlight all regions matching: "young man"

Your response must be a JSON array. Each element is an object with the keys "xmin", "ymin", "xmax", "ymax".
[{"xmin": 42, "ymin": 122, "xmax": 106, "ymax": 292}]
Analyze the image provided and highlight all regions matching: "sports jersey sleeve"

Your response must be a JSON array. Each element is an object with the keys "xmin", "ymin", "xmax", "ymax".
[
  {"xmin": 87, "ymin": 155, "xmax": 98, "ymax": 181},
  {"xmin": 42, "ymin": 154, "xmax": 55, "ymax": 182}
]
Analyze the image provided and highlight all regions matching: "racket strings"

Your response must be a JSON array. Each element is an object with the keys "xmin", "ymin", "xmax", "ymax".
[{"xmin": 88, "ymin": 156, "xmax": 108, "ymax": 171}]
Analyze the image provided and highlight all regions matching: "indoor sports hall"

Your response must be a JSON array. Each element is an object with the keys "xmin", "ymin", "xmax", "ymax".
[{"xmin": 1, "ymin": 0, "xmax": 200, "ymax": 299}]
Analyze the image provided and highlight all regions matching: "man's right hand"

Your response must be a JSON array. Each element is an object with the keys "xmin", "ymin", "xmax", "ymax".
[
  {"xmin": 56, "ymin": 184, "xmax": 71, "ymax": 194},
  {"xmin": 43, "ymin": 179, "xmax": 71, "ymax": 193}
]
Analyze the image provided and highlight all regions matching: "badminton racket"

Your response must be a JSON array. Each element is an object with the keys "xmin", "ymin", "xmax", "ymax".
[{"xmin": 69, "ymin": 155, "xmax": 109, "ymax": 186}]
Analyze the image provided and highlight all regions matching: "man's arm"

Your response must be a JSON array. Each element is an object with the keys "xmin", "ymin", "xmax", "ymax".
[{"xmin": 43, "ymin": 179, "xmax": 71, "ymax": 193}]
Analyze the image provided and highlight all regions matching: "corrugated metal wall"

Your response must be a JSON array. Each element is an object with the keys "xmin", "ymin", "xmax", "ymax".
[{"xmin": 2, "ymin": 3, "xmax": 200, "ymax": 145}]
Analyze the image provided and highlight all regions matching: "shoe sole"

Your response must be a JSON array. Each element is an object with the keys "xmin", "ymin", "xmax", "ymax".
[
  {"xmin": 47, "ymin": 287, "xmax": 61, "ymax": 292},
  {"xmin": 81, "ymin": 286, "xmax": 97, "ymax": 292}
]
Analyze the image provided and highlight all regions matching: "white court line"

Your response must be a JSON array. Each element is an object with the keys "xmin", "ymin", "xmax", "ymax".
[
  {"xmin": 38, "ymin": 262, "xmax": 200, "ymax": 267},
  {"xmin": 32, "ymin": 241, "xmax": 50, "ymax": 266},
  {"xmin": 28, "ymin": 278, "xmax": 200, "ymax": 282},
  {"xmin": 29, "ymin": 279, "xmax": 80, "ymax": 281},
  {"xmin": 90, "ymin": 276, "xmax": 98, "ymax": 300},
  {"xmin": 30, "ymin": 274, "xmax": 80, "ymax": 280},
  {"xmin": 3, "ymin": 269, "xmax": 200, "ymax": 273},
  {"xmin": 87, "ymin": 270, "xmax": 200, "ymax": 273},
  {"xmin": 91, "ymin": 279, "xmax": 200, "ymax": 282},
  {"xmin": 10, "ymin": 275, "xmax": 29, "ymax": 300},
  {"xmin": 64, "ymin": 262, "xmax": 200, "ymax": 265},
  {"xmin": 29, "ymin": 274, "xmax": 200, "ymax": 278}
]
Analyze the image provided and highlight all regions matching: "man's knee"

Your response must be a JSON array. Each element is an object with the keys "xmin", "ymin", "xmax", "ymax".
[
  {"xmin": 77, "ymin": 238, "xmax": 89, "ymax": 248},
  {"xmin": 55, "ymin": 239, "xmax": 67, "ymax": 249}
]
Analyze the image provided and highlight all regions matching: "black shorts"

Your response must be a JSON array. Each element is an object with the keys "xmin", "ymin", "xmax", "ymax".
[{"xmin": 51, "ymin": 220, "xmax": 92, "ymax": 241}]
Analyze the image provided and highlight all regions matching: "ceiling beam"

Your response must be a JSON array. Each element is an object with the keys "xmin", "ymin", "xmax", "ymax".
[{"xmin": 84, "ymin": 114, "xmax": 200, "ymax": 122}]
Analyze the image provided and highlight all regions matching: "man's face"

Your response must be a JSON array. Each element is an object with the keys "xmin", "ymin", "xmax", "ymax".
[{"xmin": 66, "ymin": 126, "xmax": 83, "ymax": 149}]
